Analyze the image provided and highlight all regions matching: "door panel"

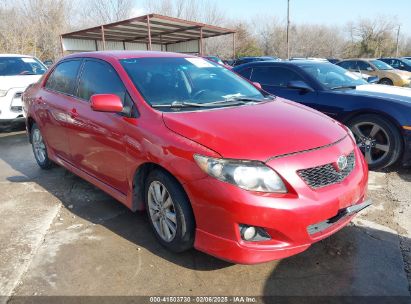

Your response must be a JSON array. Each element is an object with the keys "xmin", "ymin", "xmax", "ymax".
[
  {"xmin": 67, "ymin": 100, "xmax": 129, "ymax": 193},
  {"xmin": 39, "ymin": 90, "xmax": 74, "ymax": 161},
  {"xmin": 39, "ymin": 60, "xmax": 82, "ymax": 161},
  {"xmin": 67, "ymin": 59, "xmax": 131, "ymax": 194}
]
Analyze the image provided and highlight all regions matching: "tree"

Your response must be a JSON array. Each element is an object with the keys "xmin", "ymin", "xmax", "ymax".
[
  {"xmin": 344, "ymin": 17, "xmax": 399, "ymax": 57},
  {"xmin": 74, "ymin": 0, "xmax": 136, "ymax": 28}
]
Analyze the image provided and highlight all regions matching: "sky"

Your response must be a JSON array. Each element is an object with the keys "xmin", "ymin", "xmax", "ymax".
[
  {"xmin": 136, "ymin": 0, "xmax": 410, "ymax": 35},
  {"xmin": 218, "ymin": 0, "xmax": 410, "ymax": 34}
]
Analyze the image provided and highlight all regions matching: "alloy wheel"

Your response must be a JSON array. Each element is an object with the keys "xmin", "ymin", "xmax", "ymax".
[
  {"xmin": 32, "ymin": 128, "xmax": 47, "ymax": 163},
  {"xmin": 147, "ymin": 181, "xmax": 177, "ymax": 242},
  {"xmin": 351, "ymin": 122, "xmax": 390, "ymax": 166}
]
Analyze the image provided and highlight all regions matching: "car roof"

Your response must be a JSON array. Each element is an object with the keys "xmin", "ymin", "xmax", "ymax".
[
  {"xmin": 63, "ymin": 51, "xmax": 196, "ymax": 61},
  {"xmin": 0, "ymin": 54, "xmax": 34, "ymax": 58},
  {"xmin": 233, "ymin": 60, "xmax": 331, "ymax": 69},
  {"xmin": 238, "ymin": 56, "xmax": 277, "ymax": 59},
  {"xmin": 339, "ymin": 58, "xmax": 380, "ymax": 62}
]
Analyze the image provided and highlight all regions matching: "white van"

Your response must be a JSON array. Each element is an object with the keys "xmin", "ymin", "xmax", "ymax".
[{"xmin": 0, "ymin": 54, "xmax": 47, "ymax": 128}]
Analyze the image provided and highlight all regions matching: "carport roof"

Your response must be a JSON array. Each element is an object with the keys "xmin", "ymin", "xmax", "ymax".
[{"xmin": 61, "ymin": 13, "xmax": 236, "ymax": 45}]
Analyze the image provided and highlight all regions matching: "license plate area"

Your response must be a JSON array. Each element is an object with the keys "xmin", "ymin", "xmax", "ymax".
[{"xmin": 307, "ymin": 199, "xmax": 372, "ymax": 235}]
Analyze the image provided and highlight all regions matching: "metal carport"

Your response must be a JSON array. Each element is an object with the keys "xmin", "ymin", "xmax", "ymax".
[{"xmin": 61, "ymin": 13, "xmax": 236, "ymax": 56}]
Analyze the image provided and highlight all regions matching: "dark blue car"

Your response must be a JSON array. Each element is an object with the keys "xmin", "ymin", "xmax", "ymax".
[
  {"xmin": 379, "ymin": 57, "xmax": 411, "ymax": 72},
  {"xmin": 233, "ymin": 61, "xmax": 411, "ymax": 170},
  {"xmin": 232, "ymin": 56, "xmax": 280, "ymax": 67}
]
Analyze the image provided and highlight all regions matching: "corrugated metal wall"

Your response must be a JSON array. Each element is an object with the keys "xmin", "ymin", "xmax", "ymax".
[
  {"xmin": 62, "ymin": 38, "xmax": 198, "ymax": 53},
  {"xmin": 166, "ymin": 40, "xmax": 199, "ymax": 53}
]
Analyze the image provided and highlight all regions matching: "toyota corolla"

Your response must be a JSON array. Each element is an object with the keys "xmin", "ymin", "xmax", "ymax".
[{"xmin": 23, "ymin": 51, "xmax": 370, "ymax": 264}]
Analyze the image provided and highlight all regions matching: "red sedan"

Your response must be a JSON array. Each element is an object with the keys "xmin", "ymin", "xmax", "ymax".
[{"xmin": 23, "ymin": 51, "xmax": 370, "ymax": 264}]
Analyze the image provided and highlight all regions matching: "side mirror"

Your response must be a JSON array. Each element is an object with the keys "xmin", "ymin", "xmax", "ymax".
[
  {"xmin": 367, "ymin": 76, "xmax": 379, "ymax": 84},
  {"xmin": 90, "ymin": 94, "xmax": 123, "ymax": 113},
  {"xmin": 253, "ymin": 82, "xmax": 262, "ymax": 89},
  {"xmin": 287, "ymin": 80, "xmax": 314, "ymax": 92}
]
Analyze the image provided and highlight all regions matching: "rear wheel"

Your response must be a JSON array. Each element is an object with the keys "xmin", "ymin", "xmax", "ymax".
[
  {"xmin": 31, "ymin": 123, "xmax": 52, "ymax": 169},
  {"xmin": 379, "ymin": 78, "xmax": 393, "ymax": 86},
  {"xmin": 347, "ymin": 114, "xmax": 402, "ymax": 170},
  {"xmin": 145, "ymin": 169, "xmax": 195, "ymax": 252}
]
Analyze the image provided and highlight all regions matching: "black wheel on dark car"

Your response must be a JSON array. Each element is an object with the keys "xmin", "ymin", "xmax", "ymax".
[
  {"xmin": 145, "ymin": 169, "xmax": 195, "ymax": 252},
  {"xmin": 379, "ymin": 78, "xmax": 393, "ymax": 86},
  {"xmin": 347, "ymin": 114, "xmax": 402, "ymax": 170},
  {"xmin": 31, "ymin": 123, "xmax": 52, "ymax": 169}
]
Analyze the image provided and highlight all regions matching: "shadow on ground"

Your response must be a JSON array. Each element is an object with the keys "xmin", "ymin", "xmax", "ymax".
[{"xmin": 1, "ymin": 132, "xmax": 410, "ymax": 298}]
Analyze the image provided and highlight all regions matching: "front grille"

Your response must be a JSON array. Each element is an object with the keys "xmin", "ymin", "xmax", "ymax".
[{"xmin": 298, "ymin": 151, "xmax": 355, "ymax": 189}]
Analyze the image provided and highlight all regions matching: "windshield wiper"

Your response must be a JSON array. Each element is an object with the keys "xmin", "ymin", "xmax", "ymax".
[
  {"xmin": 330, "ymin": 85, "xmax": 357, "ymax": 90},
  {"xmin": 224, "ymin": 97, "xmax": 269, "ymax": 103},
  {"xmin": 151, "ymin": 100, "xmax": 246, "ymax": 109},
  {"xmin": 151, "ymin": 96, "xmax": 274, "ymax": 109}
]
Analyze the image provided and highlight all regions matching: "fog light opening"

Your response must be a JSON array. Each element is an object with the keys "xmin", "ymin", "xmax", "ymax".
[{"xmin": 239, "ymin": 224, "xmax": 271, "ymax": 242}]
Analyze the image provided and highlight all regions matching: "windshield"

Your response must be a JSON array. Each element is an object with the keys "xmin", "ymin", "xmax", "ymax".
[
  {"xmin": 121, "ymin": 57, "xmax": 264, "ymax": 108},
  {"xmin": 370, "ymin": 60, "xmax": 394, "ymax": 70},
  {"xmin": 301, "ymin": 63, "xmax": 367, "ymax": 89},
  {"xmin": 402, "ymin": 58, "xmax": 411, "ymax": 66},
  {"xmin": 0, "ymin": 57, "xmax": 47, "ymax": 76}
]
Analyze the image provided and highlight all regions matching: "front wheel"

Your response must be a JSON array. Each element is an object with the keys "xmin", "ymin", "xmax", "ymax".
[
  {"xmin": 347, "ymin": 115, "xmax": 402, "ymax": 170},
  {"xmin": 145, "ymin": 169, "xmax": 195, "ymax": 252},
  {"xmin": 379, "ymin": 78, "xmax": 393, "ymax": 86},
  {"xmin": 31, "ymin": 123, "xmax": 52, "ymax": 169}
]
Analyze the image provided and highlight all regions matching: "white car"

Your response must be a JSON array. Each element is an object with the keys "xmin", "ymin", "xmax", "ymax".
[{"xmin": 0, "ymin": 54, "xmax": 47, "ymax": 129}]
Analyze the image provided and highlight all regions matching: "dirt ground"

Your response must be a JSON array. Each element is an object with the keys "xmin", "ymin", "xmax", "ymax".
[{"xmin": 0, "ymin": 130, "xmax": 410, "ymax": 303}]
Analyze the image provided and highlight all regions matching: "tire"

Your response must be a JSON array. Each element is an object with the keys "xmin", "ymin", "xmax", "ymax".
[
  {"xmin": 347, "ymin": 114, "xmax": 402, "ymax": 170},
  {"xmin": 379, "ymin": 78, "xmax": 393, "ymax": 86},
  {"xmin": 145, "ymin": 169, "xmax": 195, "ymax": 252},
  {"xmin": 31, "ymin": 123, "xmax": 53, "ymax": 169}
]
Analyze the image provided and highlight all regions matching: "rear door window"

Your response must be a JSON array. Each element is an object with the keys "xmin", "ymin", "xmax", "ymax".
[
  {"xmin": 45, "ymin": 60, "xmax": 81, "ymax": 95},
  {"xmin": 250, "ymin": 67, "xmax": 303, "ymax": 87},
  {"xmin": 338, "ymin": 61, "xmax": 356, "ymax": 70},
  {"xmin": 356, "ymin": 61, "xmax": 373, "ymax": 71}
]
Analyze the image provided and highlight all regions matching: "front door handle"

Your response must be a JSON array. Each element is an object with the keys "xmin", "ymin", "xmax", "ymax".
[{"xmin": 70, "ymin": 108, "xmax": 79, "ymax": 119}]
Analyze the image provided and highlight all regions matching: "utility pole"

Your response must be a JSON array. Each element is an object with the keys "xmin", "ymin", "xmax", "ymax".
[
  {"xmin": 396, "ymin": 25, "xmax": 401, "ymax": 57},
  {"xmin": 286, "ymin": 0, "xmax": 290, "ymax": 59}
]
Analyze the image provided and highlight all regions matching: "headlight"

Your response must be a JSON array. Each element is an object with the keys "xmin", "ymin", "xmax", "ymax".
[
  {"xmin": 193, "ymin": 154, "xmax": 287, "ymax": 193},
  {"xmin": 0, "ymin": 89, "xmax": 8, "ymax": 97}
]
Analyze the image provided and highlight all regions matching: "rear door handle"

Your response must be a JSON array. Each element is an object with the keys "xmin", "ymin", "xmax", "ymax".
[{"xmin": 70, "ymin": 108, "xmax": 79, "ymax": 119}]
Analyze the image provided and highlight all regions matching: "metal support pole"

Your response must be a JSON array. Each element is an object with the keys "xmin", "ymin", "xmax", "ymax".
[
  {"xmin": 59, "ymin": 35, "xmax": 64, "ymax": 57},
  {"xmin": 101, "ymin": 26, "xmax": 106, "ymax": 50},
  {"xmin": 160, "ymin": 35, "xmax": 163, "ymax": 51},
  {"xmin": 199, "ymin": 27, "xmax": 203, "ymax": 56},
  {"xmin": 286, "ymin": 0, "xmax": 290, "ymax": 59},
  {"xmin": 232, "ymin": 33, "xmax": 236, "ymax": 59},
  {"xmin": 147, "ymin": 15, "xmax": 152, "ymax": 51},
  {"xmin": 396, "ymin": 25, "xmax": 401, "ymax": 57}
]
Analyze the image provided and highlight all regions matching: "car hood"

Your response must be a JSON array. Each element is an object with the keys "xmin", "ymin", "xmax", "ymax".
[
  {"xmin": 0, "ymin": 75, "xmax": 42, "ymax": 90},
  {"xmin": 162, "ymin": 99, "xmax": 347, "ymax": 161},
  {"xmin": 349, "ymin": 84, "xmax": 411, "ymax": 104}
]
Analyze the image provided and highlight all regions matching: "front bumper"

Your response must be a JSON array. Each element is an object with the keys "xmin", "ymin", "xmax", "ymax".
[
  {"xmin": 0, "ymin": 88, "xmax": 25, "ymax": 123},
  {"xmin": 184, "ymin": 136, "xmax": 369, "ymax": 264}
]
